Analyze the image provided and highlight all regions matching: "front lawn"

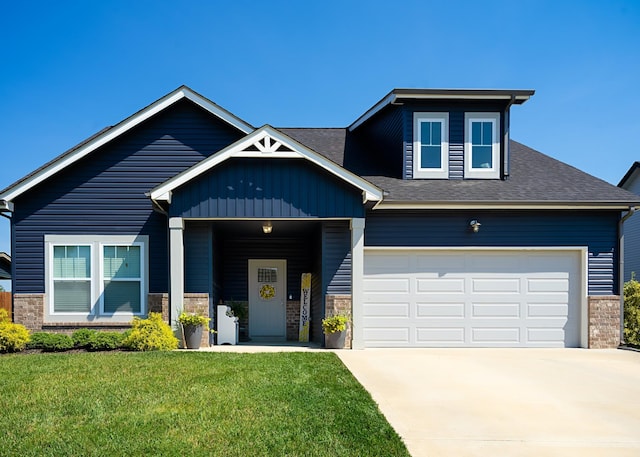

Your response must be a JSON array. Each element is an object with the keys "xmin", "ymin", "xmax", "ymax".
[{"xmin": 0, "ymin": 352, "xmax": 408, "ymax": 456}]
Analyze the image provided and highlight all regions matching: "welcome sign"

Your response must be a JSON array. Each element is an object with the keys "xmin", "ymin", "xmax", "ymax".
[{"xmin": 299, "ymin": 273, "xmax": 311, "ymax": 342}]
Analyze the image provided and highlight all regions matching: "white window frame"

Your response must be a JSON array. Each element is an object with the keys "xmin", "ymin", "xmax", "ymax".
[
  {"xmin": 464, "ymin": 112, "xmax": 500, "ymax": 179},
  {"xmin": 44, "ymin": 235, "xmax": 149, "ymax": 323},
  {"xmin": 413, "ymin": 112, "xmax": 449, "ymax": 179}
]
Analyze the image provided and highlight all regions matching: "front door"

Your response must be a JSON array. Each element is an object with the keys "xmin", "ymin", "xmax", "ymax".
[{"xmin": 248, "ymin": 259, "xmax": 286, "ymax": 340}]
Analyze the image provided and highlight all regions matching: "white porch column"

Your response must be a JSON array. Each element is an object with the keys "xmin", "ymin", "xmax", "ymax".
[
  {"xmin": 351, "ymin": 218, "xmax": 365, "ymax": 349},
  {"xmin": 169, "ymin": 217, "xmax": 184, "ymax": 327}
]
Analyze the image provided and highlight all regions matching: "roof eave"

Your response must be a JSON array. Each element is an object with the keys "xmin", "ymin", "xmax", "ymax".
[
  {"xmin": 349, "ymin": 88, "xmax": 535, "ymax": 131},
  {"xmin": 374, "ymin": 201, "xmax": 640, "ymax": 210}
]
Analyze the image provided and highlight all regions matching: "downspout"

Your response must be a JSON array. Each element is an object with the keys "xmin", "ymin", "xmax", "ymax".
[
  {"xmin": 619, "ymin": 207, "xmax": 636, "ymax": 344},
  {"xmin": 502, "ymin": 95, "xmax": 515, "ymax": 179}
]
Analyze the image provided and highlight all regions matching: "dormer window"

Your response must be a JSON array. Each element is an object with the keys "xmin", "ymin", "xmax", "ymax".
[
  {"xmin": 464, "ymin": 112, "xmax": 500, "ymax": 179},
  {"xmin": 413, "ymin": 112, "xmax": 449, "ymax": 179}
]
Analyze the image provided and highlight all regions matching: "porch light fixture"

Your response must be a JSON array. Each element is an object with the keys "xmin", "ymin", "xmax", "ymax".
[
  {"xmin": 262, "ymin": 221, "xmax": 273, "ymax": 234},
  {"xmin": 469, "ymin": 219, "xmax": 481, "ymax": 233}
]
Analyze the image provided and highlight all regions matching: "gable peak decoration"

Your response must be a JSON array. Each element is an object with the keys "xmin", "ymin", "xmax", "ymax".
[{"xmin": 148, "ymin": 125, "xmax": 383, "ymax": 205}]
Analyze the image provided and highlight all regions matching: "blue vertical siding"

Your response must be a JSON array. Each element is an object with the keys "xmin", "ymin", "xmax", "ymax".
[
  {"xmin": 170, "ymin": 158, "xmax": 365, "ymax": 219},
  {"xmin": 12, "ymin": 100, "xmax": 245, "ymax": 293},
  {"xmin": 365, "ymin": 210, "xmax": 620, "ymax": 295}
]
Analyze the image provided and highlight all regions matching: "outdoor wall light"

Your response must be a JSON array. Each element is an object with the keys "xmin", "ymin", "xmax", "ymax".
[
  {"xmin": 469, "ymin": 219, "xmax": 481, "ymax": 233},
  {"xmin": 262, "ymin": 221, "xmax": 273, "ymax": 234}
]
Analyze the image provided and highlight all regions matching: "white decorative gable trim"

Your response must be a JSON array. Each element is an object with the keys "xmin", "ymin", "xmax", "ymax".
[
  {"xmin": 0, "ymin": 86, "xmax": 254, "ymax": 205},
  {"xmin": 149, "ymin": 125, "xmax": 383, "ymax": 204}
]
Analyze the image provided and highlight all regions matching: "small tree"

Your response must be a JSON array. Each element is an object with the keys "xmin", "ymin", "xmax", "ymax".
[{"xmin": 623, "ymin": 274, "xmax": 640, "ymax": 346}]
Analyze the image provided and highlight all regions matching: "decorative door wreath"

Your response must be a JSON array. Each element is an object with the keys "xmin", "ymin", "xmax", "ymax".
[{"xmin": 259, "ymin": 284, "xmax": 276, "ymax": 300}]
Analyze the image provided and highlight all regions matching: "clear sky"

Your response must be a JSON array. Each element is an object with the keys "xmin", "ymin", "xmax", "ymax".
[{"xmin": 1, "ymin": 0, "xmax": 639, "ymax": 289}]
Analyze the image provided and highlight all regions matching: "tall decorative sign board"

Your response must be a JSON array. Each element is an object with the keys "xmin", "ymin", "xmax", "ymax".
[{"xmin": 298, "ymin": 273, "xmax": 311, "ymax": 342}]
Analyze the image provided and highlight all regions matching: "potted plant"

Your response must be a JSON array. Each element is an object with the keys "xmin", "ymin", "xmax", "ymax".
[
  {"xmin": 322, "ymin": 314, "xmax": 349, "ymax": 349},
  {"xmin": 177, "ymin": 311, "xmax": 211, "ymax": 349}
]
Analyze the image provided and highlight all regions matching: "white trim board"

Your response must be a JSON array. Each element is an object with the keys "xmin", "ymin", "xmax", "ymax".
[{"xmin": 0, "ymin": 86, "xmax": 254, "ymax": 204}]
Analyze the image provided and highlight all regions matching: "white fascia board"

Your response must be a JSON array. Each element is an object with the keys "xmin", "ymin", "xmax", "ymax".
[
  {"xmin": 150, "ymin": 125, "xmax": 383, "ymax": 203},
  {"xmin": 0, "ymin": 200, "xmax": 14, "ymax": 212},
  {"xmin": 375, "ymin": 202, "xmax": 637, "ymax": 210},
  {"xmin": 0, "ymin": 87, "xmax": 254, "ymax": 204},
  {"xmin": 349, "ymin": 93, "xmax": 397, "ymax": 131}
]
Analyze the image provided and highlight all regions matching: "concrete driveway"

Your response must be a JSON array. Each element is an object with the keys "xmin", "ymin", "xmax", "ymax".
[{"xmin": 337, "ymin": 348, "xmax": 640, "ymax": 457}]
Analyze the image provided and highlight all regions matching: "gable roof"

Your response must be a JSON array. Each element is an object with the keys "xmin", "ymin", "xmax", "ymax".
[
  {"xmin": 281, "ymin": 129, "xmax": 640, "ymax": 209},
  {"xmin": 148, "ymin": 125, "xmax": 383, "ymax": 205},
  {"xmin": 0, "ymin": 86, "xmax": 254, "ymax": 206},
  {"xmin": 618, "ymin": 162, "xmax": 640, "ymax": 189}
]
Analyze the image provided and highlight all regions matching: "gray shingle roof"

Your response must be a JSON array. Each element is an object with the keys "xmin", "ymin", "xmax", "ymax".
[{"xmin": 279, "ymin": 128, "xmax": 640, "ymax": 207}]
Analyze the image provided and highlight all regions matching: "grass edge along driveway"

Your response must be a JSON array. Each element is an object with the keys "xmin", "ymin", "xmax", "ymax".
[{"xmin": 0, "ymin": 351, "xmax": 409, "ymax": 457}]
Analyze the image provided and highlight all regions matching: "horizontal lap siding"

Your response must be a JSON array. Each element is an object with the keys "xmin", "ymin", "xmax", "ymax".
[
  {"xmin": 185, "ymin": 222, "xmax": 213, "ymax": 294},
  {"xmin": 323, "ymin": 221, "xmax": 351, "ymax": 295},
  {"xmin": 365, "ymin": 210, "xmax": 620, "ymax": 295},
  {"xmin": 170, "ymin": 159, "xmax": 364, "ymax": 218},
  {"xmin": 623, "ymin": 178, "xmax": 640, "ymax": 281},
  {"xmin": 12, "ymin": 100, "xmax": 244, "ymax": 293}
]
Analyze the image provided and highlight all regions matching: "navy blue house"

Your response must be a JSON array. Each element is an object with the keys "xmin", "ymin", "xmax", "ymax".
[{"xmin": 2, "ymin": 87, "xmax": 638, "ymax": 348}]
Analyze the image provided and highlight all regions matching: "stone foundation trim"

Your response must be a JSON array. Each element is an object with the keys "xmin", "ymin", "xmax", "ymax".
[
  {"xmin": 181, "ymin": 293, "xmax": 210, "ymax": 348},
  {"xmin": 325, "ymin": 294, "xmax": 352, "ymax": 349},
  {"xmin": 588, "ymin": 295, "xmax": 621, "ymax": 349}
]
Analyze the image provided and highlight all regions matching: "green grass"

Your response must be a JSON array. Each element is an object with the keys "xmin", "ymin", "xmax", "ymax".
[{"xmin": 0, "ymin": 352, "xmax": 409, "ymax": 456}]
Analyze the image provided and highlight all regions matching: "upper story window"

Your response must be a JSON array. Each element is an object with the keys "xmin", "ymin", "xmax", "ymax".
[
  {"xmin": 413, "ymin": 112, "xmax": 449, "ymax": 179},
  {"xmin": 464, "ymin": 112, "xmax": 500, "ymax": 179}
]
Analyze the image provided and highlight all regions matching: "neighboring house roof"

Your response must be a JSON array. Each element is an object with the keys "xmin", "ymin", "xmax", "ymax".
[
  {"xmin": 0, "ymin": 86, "xmax": 254, "ymax": 206},
  {"xmin": 618, "ymin": 161, "xmax": 640, "ymax": 189},
  {"xmin": 282, "ymin": 129, "xmax": 640, "ymax": 209},
  {"xmin": 0, "ymin": 252, "xmax": 10, "ymax": 280},
  {"xmin": 149, "ymin": 125, "xmax": 383, "ymax": 205}
]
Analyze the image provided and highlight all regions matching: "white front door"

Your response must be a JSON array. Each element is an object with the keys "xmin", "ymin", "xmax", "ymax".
[{"xmin": 248, "ymin": 259, "xmax": 286, "ymax": 340}]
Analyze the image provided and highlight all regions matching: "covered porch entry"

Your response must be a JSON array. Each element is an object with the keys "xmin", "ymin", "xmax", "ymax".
[{"xmin": 150, "ymin": 126, "xmax": 381, "ymax": 347}]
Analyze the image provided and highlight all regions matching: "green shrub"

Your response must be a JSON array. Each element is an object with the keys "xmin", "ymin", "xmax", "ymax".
[
  {"xmin": 28, "ymin": 332, "xmax": 74, "ymax": 352},
  {"xmin": 87, "ymin": 332, "xmax": 125, "ymax": 351},
  {"xmin": 0, "ymin": 310, "xmax": 30, "ymax": 353},
  {"xmin": 122, "ymin": 312, "xmax": 178, "ymax": 351},
  {"xmin": 72, "ymin": 328, "xmax": 97, "ymax": 348},
  {"xmin": 624, "ymin": 275, "xmax": 640, "ymax": 346}
]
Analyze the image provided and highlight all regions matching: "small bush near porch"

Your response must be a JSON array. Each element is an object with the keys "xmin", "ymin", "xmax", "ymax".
[{"xmin": 0, "ymin": 352, "xmax": 408, "ymax": 456}]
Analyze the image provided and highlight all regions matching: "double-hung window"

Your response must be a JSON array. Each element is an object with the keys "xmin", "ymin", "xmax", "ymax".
[
  {"xmin": 46, "ymin": 235, "xmax": 147, "ymax": 323},
  {"xmin": 413, "ymin": 112, "xmax": 449, "ymax": 179},
  {"xmin": 464, "ymin": 112, "xmax": 500, "ymax": 179}
]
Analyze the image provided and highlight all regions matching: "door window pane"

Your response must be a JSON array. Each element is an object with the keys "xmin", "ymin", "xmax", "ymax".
[{"xmin": 258, "ymin": 268, "xmax": 277, "ymax": 283}]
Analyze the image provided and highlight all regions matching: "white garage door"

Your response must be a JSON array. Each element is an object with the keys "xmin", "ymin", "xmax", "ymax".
[{"xmin": 363, "ymin": 250, "xmax": 582, "ymax": 348}]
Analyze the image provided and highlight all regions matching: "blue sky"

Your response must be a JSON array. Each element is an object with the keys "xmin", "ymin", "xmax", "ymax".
[{"xmin": 1, "ymin": 0, "xmax": 639, "ymax": 289}]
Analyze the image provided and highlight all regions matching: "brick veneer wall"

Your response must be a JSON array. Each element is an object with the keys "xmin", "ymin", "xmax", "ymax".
[
  {"xmin": 13, "ymin": 294, "xmax": 45, "ymax": 332},
  {"xmin": 182, "ymin": 293, "xmax": 210, "ymax": 348},
  {"xmin": 588, "ymin": 295, "xmax": 621, "ymax": 349},
  {"xmin": 325, "ymin": 294, "xmax": 352, "ymax": 349},
  {"xmin": 148, "ymin": 293, "xmax": 169, "ymax": 322}
]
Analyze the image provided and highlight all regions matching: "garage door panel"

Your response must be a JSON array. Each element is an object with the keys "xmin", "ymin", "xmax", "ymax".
[
  {"xmin": 416, "ymin": 278, "xmax": 465, "ymax": 293},
  {"xmin": 364, "ymin": 302, "xmax": 410, "ymax": 317},
  {"xmin": 472, "ymin": 278, "xmax": 520, "ymax": 293},
  {"xmin": 363, "ymin": 278, "xmax": 409, "ymax": 293},
  {"xmin": 416, "ymin": 303, "xmax": 465, "ymax": 317},
  {"xmin": 472, "ymin": 303, "xmax": 520, "ymax": 318},
  {"xmin": 363, "ymin": 250, "xmax": 582, "ymax": 348},
  {"xmin": 471, "ymin": 327, "xmax": 521, "ymax": 343},
  {"xmin": 527, "ymin": 303, "xmax": 569, "ymax": 317},
  {"xmin": 364, "ymin": 327, "xmax": 410, "ymax": 345},
  {"xmin": 416, "ymin": 327, "xmax": 465, "ymax": 344}
]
